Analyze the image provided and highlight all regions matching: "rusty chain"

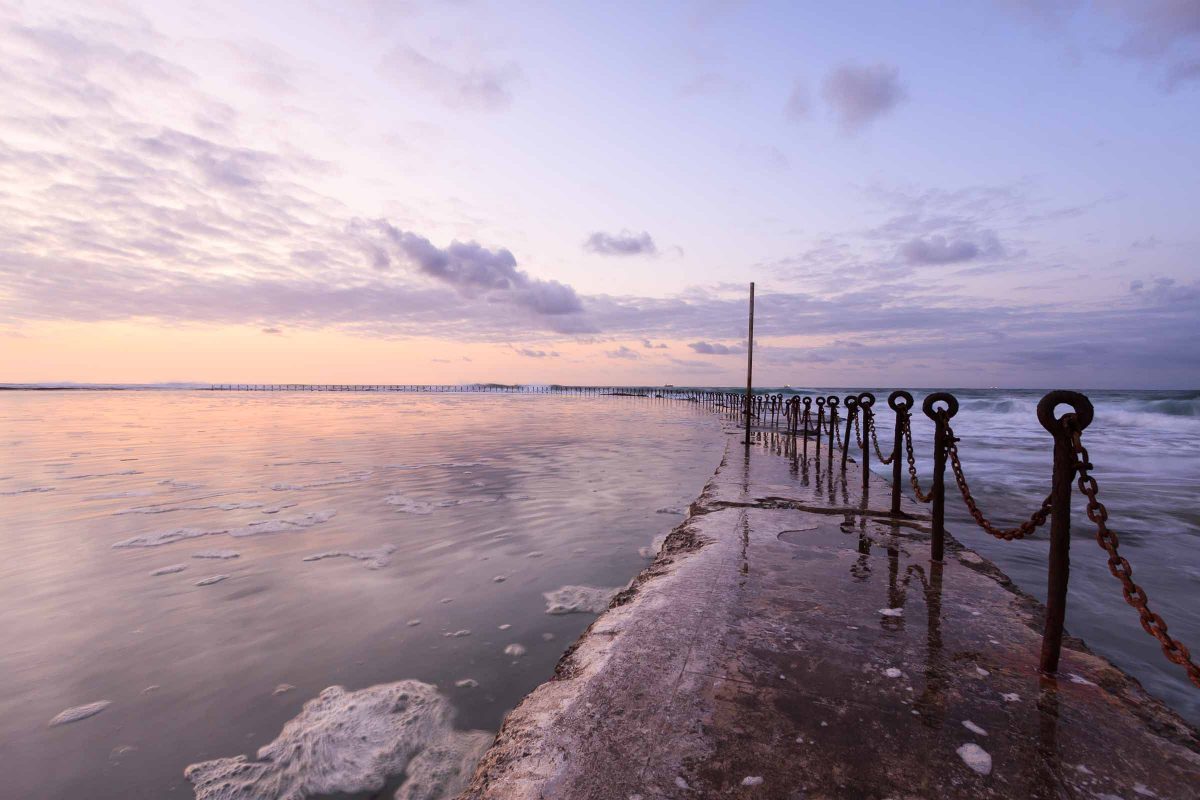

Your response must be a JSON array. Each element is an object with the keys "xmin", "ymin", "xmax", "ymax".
[
  {"xmin": 867, "ymin": 413, "xmax": 896, "ymax": 464},
  {"xmin": 853, "ymin": 411, "xmax": 864, "ymax": 449},
  {"xmin": 943, "ymin": 419, "xmax": 1052, "ymax": 541},
  {"xmin": 1066, "ymin": 417, "xmax": 1200, "ymax": 689},
  {"xmin": 902, "ymin": 414, "xmax": 934, "ymax": 503}
]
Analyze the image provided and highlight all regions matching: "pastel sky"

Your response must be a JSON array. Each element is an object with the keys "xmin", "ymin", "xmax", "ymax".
[{"xmin": 1, "ymin": 0, "xmax": 1198, "ymax": 387}]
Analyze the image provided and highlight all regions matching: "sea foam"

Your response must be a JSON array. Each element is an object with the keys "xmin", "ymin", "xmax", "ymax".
[
  {"xmin": 302, "ymin": 544, "xmax": 397, "ymax": 570},
  {"xmin": 543, "ymin": 585, "xmax": 621, "ymax": 615},
  {"xmin": 112, "ymin": 509, "xmax": 336, "ymax": 548},
  {"xmin": 49, "ymin": 701, "xmax": 111, "ymax": 727},
  {"xmin": 184, "ymin": 681, "xmax": 490, "ymax": 800}
]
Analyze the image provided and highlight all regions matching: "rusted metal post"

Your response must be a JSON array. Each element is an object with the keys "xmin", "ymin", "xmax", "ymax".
[
  {"xmin": 858, "ymin": 392, "xmax": 875, "ymax": 492},
  {"xmin": 814, "ymin": 397, "xmax": 825, "ymax": 462},
  {"xmin": 839, "ymin": 395, "xmax": 858, "ymax": 472},
  {"xmin": 826, "ymin": 396, "xmax": 839, "ymax": 471},
  {"xmin": 743, "ymin": 282, "xmax": 755, "ymax": 443},
  {"xmin": 922, "ymin": 393, "xmax": 958, "ymax": 563},
  {"xmin": 887, "ymin": 391, "xmax": 913, "ymax": 516},
  {"xmin": 1036, "ymin": 390, "xmax": 1093, "ymax": 675}
]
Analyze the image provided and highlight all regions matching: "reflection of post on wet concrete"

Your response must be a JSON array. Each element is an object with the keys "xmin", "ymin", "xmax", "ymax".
[
  {"xmin": 846, "ymin": 513, "xmax": 871, "ymax": 581},
  {"xmin": 1030, "ymin": 676, "xmax": 1064, "ymax": 797},
  {"xmin": 911, "ymin": 560, "xmax": 946, "ymax": 728}
]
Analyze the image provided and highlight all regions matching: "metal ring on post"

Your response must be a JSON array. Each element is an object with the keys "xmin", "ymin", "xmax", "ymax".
[
  {"xmin": 827, "ymin": 396, "xmax": 840, "ymax": 409},
  {"xmin": 857, "ymin": 392, "xmax": 876, "ymax": 409},
  {"xmin": 802, "ymin": 396, "xmax": 812, "ymax": 408},
  {"xmin": 922, "ymin": 392, "xmax": 959, "ymax": 420},
  {"xmin": 843, "ymin": 395, "xmax": 859, "ymax": 410},
  {"xmin": 888, "ymin": 390, "xmax": 914, "ymax": 412},
  {"xmin": 816, "ymin": 396, "xmax": 826, "ymax": 408},
  {"xmin": 1037, "ymin": 390, "xmax": 1094, "ymax": 433}
]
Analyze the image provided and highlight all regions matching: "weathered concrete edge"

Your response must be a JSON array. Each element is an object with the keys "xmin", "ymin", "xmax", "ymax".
[{"xmin": 459, "ymin": 434, "xmax": 1200, "ymax": 798}]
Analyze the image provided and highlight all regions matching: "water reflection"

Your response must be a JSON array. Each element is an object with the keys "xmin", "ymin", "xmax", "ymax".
[{"xmin": 0, "ymin": 391, "xmax": 726, "ymax": 799}]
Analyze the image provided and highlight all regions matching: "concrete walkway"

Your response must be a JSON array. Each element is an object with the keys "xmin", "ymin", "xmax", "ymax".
[{"xmin": 463, "ymin": 428, "xmax": 1200, "ymax": 799}]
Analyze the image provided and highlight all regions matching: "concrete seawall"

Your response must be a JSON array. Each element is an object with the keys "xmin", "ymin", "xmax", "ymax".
[{"xmin": 462, "ymin": 427, "xmax": 1200, "ymax": 799}]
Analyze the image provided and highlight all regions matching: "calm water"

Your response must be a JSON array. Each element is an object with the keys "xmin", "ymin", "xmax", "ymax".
[{"xmin": 0, "ymin": 392, "xmax": 726, "ymax": 799}]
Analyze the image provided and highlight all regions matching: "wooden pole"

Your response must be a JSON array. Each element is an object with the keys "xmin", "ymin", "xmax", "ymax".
[{"xmin": 743, "ymin": 282, "xmax": 755, "ymax": 442}]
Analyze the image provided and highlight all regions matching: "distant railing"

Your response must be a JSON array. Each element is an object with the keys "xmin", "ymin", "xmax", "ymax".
[{"xmin": 742, "ymin": 388, "xmax": 1200, "ymax": 690}]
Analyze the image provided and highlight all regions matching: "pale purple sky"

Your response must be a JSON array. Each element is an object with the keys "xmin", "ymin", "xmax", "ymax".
[{"xmin": 1, "ymin": 1, "xmax": 1197, "ymax": 386}]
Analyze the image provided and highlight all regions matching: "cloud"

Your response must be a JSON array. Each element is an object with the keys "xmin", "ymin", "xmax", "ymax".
[
  {"xmin": 641, "ymin": 339, "xmax": 668, "ymax": 349},
  {"xmin": 378, "ymin": 45, "xmax": 521, "ymax": 111},
  {"xmin": 351, "ymin": 221, "xmax": 584, "ymax": 315},
  {"xmin": 785, "ymin": 79, "xmax": 809, "ymax": 119},
  {"xmin": 898, "ymin": 233, "xmax": 1009, "ymax": 265},
  {"xmin": 1164, "ymin": 57, "xmax": 1200, "ymax": 91},
  {"xmin": 822, "ymin": 63, "xmax": 904, "ymax": 133},
  {"xmin": 513, "ymin": 347, "xmax": 559, "ymax": 358},
  {"xmin": 584, "ymin": 230, "xmax": 657, "ymax": 257},
  {"xmin": 605, "ymin": 345, "xmax": 640, "ymax": 360},
  {"xmin": 262, "ymin": 327, "xmax": 282, "ymax": 335},
  {"xmin": 688, "ymin": 341, "xmax": 743, "ymax": 355}
]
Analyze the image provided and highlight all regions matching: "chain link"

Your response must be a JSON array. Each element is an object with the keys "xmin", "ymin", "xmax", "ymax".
[
  {"xmin": 902, "ymin": 414, "xmax": 934, "ymax": 503},
  {"xmin": 942, "ymin": 420, "xmax": 1052, "ymax": 540},
  {"xmin": 867, "ymin": 413, "xmax": 896, "ymax": 465},
  {"xmin": 853, "ymin": 411, "xmax": 864, "ymax": 450},
  {"xmin": 1066, "ymin": 418, "xmax": 1200, "ymax": 689}
]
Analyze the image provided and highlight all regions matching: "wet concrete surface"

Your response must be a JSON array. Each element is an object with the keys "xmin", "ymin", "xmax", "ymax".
[{"xmin": 462, "ymin": 428, "xmax": 1200, "ymax": 799}]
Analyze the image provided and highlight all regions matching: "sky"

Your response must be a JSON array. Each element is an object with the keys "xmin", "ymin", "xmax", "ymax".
[{"xmin": 1, "ymin": 0, "xmax": 1198, "ymax": 388}]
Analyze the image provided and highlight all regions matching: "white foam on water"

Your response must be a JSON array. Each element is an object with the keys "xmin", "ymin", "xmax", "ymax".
[
  {"xmin": 956, "ymin": 742, "xmax": 992, "ymax": 775},
  {"xmin": 1, "ymin": 486, "xmax": 56, "ymax": 496},
  {"xmin": 543, "ymin": 585, "xmax": 621, "ymax": 615},
  {"xmin": 64, "ymin": 470, "xmax": 142, "ymax": 480},
  {"xmin": 503, "ymin": 643, "xmax": 526, "ymax": 657},
  {"xmin": 273, "ymin": 684, "xmax": 295, "ymax": 696},
  {"xmin": 118, "ymin": 501, "xmax": 263, "ymax": 515},
  {"xmin": 184, "ymin": 681, "xmax": 490, "ymax": 800},
  {"xmin": 193, "ymin": 550, "xmax": 240, "ymax": 560},
  {"xmin": 260, "ymin": 502, "xmax": 297, "ymax": 514},
  {"xmin": 444, "ymin": 630, "xmax": 471, "ymax": 638},
  {"xmin": 386, "ymin": 495, "xmax": 436, "ymax": 515},
  {"xmin": 269, "ymin": 471, "xmax": 373, "ymax": 491},
  {"xmin": 196, "ymin": 575, "xmax": 229, "ymax": 586},
  {"xmin": 86, "ymin": 490, "xmax": 154, "ymax": 500},
  {"xmin": 150, "ymin": 564, "xmax": 187, "ymax": 576},
  {"xmin": 159, "ymin": 479, "xmax": 204, "ymax": 489},
  {"xmin": 114, "ymin": 509, "xmax": 337, "ymax": 548},
  {"xmin": 638, "ymin": 534, "xmax": 667, "ymax": 559},
  {"xmin": 302, "ymin": 544, "xmax": 397, "ymax": 570},
  {"xmin": 49, "ymin": 701, "xmax": 111, "ymax": 727},
  {"xmin": 454, "ymin": 679, "xmax": 478, "ymax": 688},
  {"xmin": 879, "ymin": 608, "xmax": 903, "ymax": 617}
]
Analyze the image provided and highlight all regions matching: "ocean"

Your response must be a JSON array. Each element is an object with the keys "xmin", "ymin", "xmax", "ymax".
[{"xmin": 0, "ymin": 387, "xmax": 1196, "ymax": 798}]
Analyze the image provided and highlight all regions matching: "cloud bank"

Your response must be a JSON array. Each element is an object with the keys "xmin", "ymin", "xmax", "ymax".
[{"xmin": 584, "ymin": 230, "xmax": 658, "ymax": 257}]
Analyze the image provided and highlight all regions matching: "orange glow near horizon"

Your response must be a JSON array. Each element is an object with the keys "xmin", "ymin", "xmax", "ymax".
[{"xmin": 0, "ymin": 321, "xmax": 753, "ymax": 385}]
